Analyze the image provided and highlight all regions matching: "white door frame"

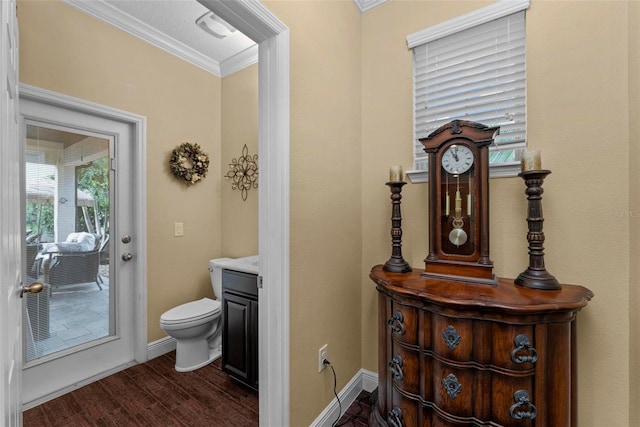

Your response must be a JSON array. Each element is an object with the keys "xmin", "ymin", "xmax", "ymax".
[
  {"xmin": 196, "ymin": 1, "xmax": 290, "ymax": 425},
  {"xmin": 19, "ymin": 84, "xmax": 148, "ymax": 367},
  {"xmin": 0, "ymin": 0, "xmax": 22, "ymax": 424}
]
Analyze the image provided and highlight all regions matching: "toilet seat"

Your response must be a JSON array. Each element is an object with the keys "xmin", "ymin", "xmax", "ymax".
[{"xmin": 160, "ymin": 297, "xmax": 221, "ymax": 326}]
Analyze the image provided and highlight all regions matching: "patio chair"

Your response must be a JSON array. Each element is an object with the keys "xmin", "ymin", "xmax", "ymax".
[{"xmin": 45, "ymin": 233, "xmax": 104, "ymax": 292}]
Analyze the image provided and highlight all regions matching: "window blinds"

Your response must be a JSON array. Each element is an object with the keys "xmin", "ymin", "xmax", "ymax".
[{"xmin": 412, "ymin": 11, "xmax": 526, "ymax": 172}]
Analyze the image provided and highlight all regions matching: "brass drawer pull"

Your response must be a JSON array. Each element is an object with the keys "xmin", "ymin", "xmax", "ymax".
[
  {"xmin": 510, "ymin": 390, "xmax": 537, "ymax": 420},
  {"xmin": 510, "ymin": 334, "xmax": 538, "ymax": 364},
  {"xmin": 387, "ymin": 311, "xmax": 405, "ymax": 336}
]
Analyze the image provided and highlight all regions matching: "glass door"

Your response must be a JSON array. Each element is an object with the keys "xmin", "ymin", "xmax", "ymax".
[
  {"xmin": 20, "ymin": 95, "xmax": 137, "ymax": 407},
  {"xmin": 24, "ymin": 124, "xmax": 111, "ymax": 361}
]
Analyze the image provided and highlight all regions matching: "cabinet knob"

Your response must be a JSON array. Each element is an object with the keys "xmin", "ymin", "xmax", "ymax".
[
  {"xmin": 388, "ymin": 354, "xmax": 404, "ymax": 382},
  {"xmin": 510, "ymin": 334, "xmax": 538, "ymax": 364},
  {"xmin": 387, "ymin": 311, "xmax": 405, "ymax": 336},
  {"xmin": 509, "ymin": 390, "xmax": 537, "ymax": 420},
  {"xmin": 387, "ymin": 406, "xmax": 403, "ymax": 427}
]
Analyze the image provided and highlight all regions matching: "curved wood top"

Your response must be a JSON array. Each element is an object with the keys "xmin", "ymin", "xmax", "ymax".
[{"xmin": 370, "ymin": 265, "xmax": 593, "ymax": 315}]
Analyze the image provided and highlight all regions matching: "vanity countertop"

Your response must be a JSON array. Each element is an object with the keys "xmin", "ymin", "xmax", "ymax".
[{"xmin": 211, "ymin": 255, "xmax": 259, "ymax": 275}]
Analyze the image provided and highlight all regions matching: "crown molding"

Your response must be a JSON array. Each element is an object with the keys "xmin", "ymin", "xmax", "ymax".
[
  {"xmin": 220, "ymin": 44, "xmax": 259, "ymax": 77},
  {"xmin": 353, "ymin": 0, "xmax": 389, "ymax": 13},
  {"xmin": 63, "ymin": 0, "xmax": 224, "ymax": 77}
]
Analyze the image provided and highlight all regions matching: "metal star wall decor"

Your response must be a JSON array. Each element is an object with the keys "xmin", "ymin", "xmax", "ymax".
[{"xmin": 225, "ymin": 144, "xmax": 258, "ymax": 201}]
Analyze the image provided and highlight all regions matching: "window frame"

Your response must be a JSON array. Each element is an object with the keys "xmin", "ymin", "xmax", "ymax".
[{"xmin": 406, "ymin": 0, "xmax": 530, "ymax": 183}]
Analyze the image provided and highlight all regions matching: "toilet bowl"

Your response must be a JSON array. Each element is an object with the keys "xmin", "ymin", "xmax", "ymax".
[
  {"xmin": 160, "ymin": 297, "xmax": 221, "ymax": 372},
  {"xmin": 159, "ymin": 258, "xmax": 232, "ymax": 372}
]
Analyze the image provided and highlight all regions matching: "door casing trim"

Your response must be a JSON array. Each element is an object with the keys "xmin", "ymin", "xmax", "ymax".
[
  {"xmin": 19, "ymin": 83, "xmax": 148, "ymax": 364},
  {"xmin": 196, "ymin": 2, "xmax": 291, "ymax": 424}
]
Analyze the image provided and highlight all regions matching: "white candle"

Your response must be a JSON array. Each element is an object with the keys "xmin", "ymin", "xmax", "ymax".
[
  {"xmin": 389, "ymin": 165, "xmax": 403, "ymax": 182},
  {"xmin": 521, "ymin": 150, "xmax": 542, "ymax": 172}
]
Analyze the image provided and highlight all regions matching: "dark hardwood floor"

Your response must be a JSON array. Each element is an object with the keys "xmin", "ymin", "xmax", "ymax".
[
  {"xmin": 23, "ymin": 352, "xmax": 258, "ymax": 426},
  {"xmin": 332, "ymin": 390, "xmax": 370, "ymax": 427},
  {"xmin": 23, "ymin": 351, "xmax": 370, "ymax": 426}
]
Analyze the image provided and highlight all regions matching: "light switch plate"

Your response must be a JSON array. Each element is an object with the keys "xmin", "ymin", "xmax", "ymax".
[{"xmin": 174, "ymin": 222, "xmax": 184, "ymax": 237}]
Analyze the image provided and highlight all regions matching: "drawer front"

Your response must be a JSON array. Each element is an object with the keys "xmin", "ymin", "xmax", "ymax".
[
  {"xmin": 491, "ymin": 323, "xmax": 537, "ymax": 370},
  {"xmin": 431, "ymin": 315, "xmax": 537, "ymax": 371},
  {"xmin": 428, "ymin": 360, "xmax": 535, "ymax": 425},
  {"xmin": 431, "ymin": 315, "xmax": 474, "ymax": 361},
  {"xmin": 389, "ymin": 343, "xmax": 420, "ymax": 396},
  {"xmin": 387, "ymin": 302, "xmax": 418, "ymax": 346},
  {"xmin": 431, "ymin": 361, "xmax": 474, "ymax": 418},
  {"xmin": 222, "ymin": 269, "xmax": 258, "ymax": 298},
  {"xmin": 390, "ymin": 388, "xmax": 419, "ymax": 427},
  {"xmin": 491, "ymin": 375, "xmax": 536, "ymax": 426}
]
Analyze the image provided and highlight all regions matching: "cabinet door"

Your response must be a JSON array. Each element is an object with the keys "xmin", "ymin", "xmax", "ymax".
[{"xmin": 223, "ymin": 292, "xmax": 252, "ymax": 384}]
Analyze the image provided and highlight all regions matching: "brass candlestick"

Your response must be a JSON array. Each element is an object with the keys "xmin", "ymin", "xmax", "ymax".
[
  {"xmin": 514, "ymin": 170, "xmax": 561, "ymax": 290},
  {"xmin": 383, "ymin": 181, "xmax": 412, "ymax": 273}
]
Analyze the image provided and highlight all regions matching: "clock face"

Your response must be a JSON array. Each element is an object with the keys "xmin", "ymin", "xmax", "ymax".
[{"xmin": 442, "ymin": 145, "xmax": 474, "ymax": 175}]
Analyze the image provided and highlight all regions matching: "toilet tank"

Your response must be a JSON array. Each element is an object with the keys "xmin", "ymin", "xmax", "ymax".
[
  {"xmin": 209, "ymin": 256, "xmax": 260, "ymax": 300},
  {"xmin": 209, "ymin": 258, "xmax": 232, "ymax": 300}
]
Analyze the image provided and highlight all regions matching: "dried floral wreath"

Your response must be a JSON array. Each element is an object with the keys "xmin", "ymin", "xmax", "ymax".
[{"xmin": 170, "ymin": 142, "xmax": 210, "ymax": 184}]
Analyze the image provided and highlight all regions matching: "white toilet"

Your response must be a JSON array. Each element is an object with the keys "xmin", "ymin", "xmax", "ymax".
[{"xmin": 159, "ymin": 258, "xmax": 232, "ymax": 372}]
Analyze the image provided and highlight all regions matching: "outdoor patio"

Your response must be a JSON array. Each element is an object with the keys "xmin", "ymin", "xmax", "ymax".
[{"xmin": 25, "ymin": 265, "xmax": 110, "ymax": 362}]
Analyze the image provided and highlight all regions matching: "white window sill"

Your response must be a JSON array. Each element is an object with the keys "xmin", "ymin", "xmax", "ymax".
[{"xmin": 406, "ymin": 162, "xmax": 522, "ymax": 184}]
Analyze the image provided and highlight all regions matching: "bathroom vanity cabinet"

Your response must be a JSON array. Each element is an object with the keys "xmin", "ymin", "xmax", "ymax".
[{"xmin": 222, "ymin": 269, "xmax": 259, "ymax": 390}]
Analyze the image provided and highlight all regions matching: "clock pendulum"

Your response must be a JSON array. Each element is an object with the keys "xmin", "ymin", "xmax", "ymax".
[{"xmin": 448, "ymin": 174, "xmax": 467, "ymax": 247}]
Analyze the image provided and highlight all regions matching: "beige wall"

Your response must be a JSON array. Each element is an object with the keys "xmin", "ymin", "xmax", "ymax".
[
  {"xmin": 18, "ymin": 0, "xmax": 224, "ymax": 342},
  {"xmin": 221, "ymin": 64, "xmax": 259, "ymax": 257},
  {"xmin": 17, "ymin": 0, "xmax": 640, "ymax": 425},
  {"xmin": 361, "ymin": 1, "xmax": 633, "ymax": 426}
]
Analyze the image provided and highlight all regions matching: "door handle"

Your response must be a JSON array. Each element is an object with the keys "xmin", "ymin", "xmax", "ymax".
[
  {"xmin": 21, "ymin": 282, "xmax": 44, "ymax": 298},
  {"xmin": 121, "ymin": 253, "xmax": 133, "ymax": 261}
]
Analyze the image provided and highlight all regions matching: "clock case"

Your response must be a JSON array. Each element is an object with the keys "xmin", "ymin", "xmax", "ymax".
[{"xmin": 420, "ymin": 120, "xmax": 498, "ymax": 284}]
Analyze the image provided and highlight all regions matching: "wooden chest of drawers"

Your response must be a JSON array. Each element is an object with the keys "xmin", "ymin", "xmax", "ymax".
[{"xmin": 370, "ymin": 265, "xmax": 593, "ymax": 427}]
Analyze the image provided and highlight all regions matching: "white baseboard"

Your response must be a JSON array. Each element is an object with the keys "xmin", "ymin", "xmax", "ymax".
[
  {"xmin": 309, "ymin": 369, "xmax": 378, "ymax": 427},
  {"xmin": 147, "ymin": 336, "xmax": 175, "ymax": 360}
]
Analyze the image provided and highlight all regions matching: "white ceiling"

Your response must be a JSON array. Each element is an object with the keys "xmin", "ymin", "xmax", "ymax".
[{"xmin": 64, "ymin": 0, "xmax": 390, "ymax": 77}]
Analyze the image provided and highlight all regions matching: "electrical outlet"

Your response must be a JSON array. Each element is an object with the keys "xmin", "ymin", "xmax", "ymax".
[{"xmin": 318, "ymin": 344, "xmax": 329, "ymax": 372}]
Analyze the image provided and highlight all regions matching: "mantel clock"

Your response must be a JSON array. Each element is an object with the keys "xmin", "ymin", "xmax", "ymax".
[{"xmin": 420, "ymin": 120, "xmax": 498, "ymax": 284}]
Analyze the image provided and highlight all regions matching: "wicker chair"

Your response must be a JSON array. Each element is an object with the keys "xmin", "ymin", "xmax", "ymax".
[{"xmin": 46, "ymin": 233, "xmax": 106, "ymax": 292}]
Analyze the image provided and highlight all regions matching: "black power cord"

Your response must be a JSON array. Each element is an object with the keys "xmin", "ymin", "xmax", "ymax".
[{"xmin": 323, "ymin": 359, "xmax": 363, "ymax": 427}]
